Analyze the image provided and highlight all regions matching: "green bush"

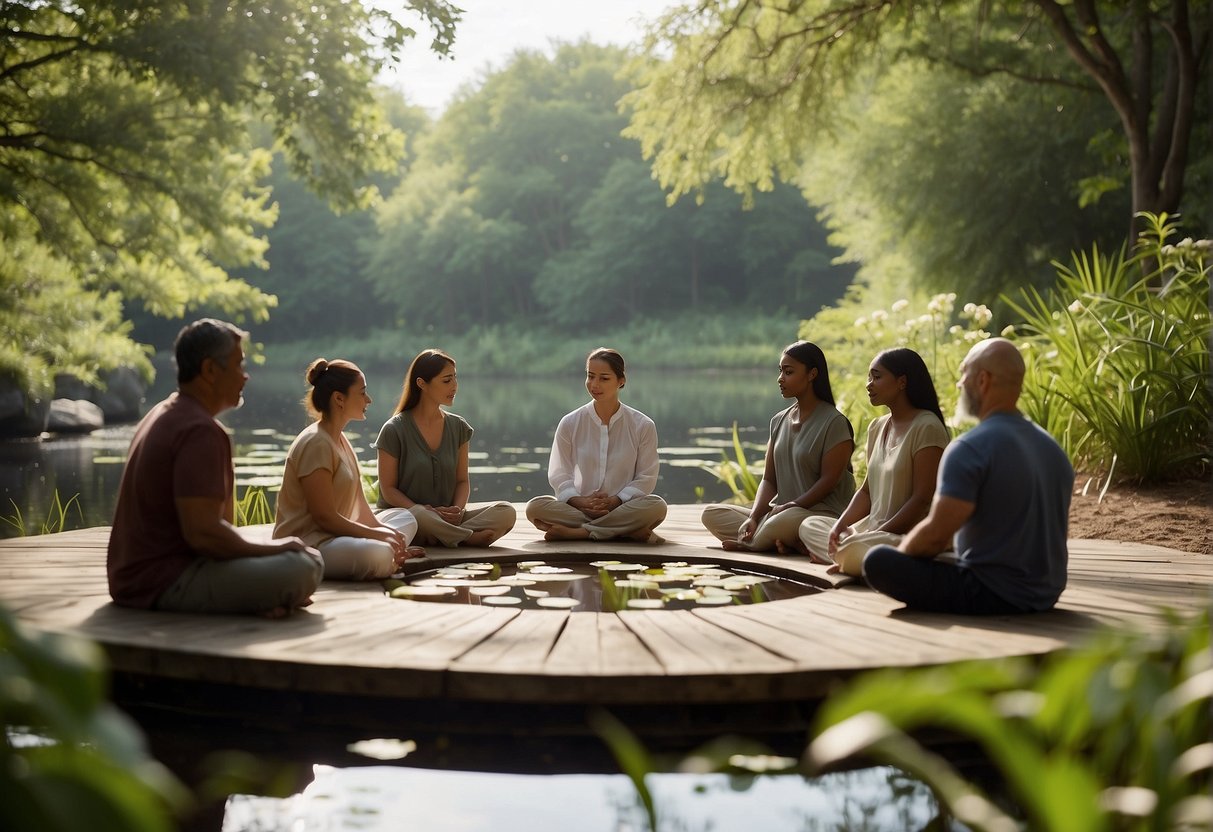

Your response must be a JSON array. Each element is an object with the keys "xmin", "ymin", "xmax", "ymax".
[{"xmin": 1005, "ymin": 213, "xmax": 1211, "ymax": 483}]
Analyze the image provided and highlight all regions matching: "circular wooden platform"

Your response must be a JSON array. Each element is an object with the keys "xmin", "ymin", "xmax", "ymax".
[{"xmin": 2, "ymin": 505, "xmax": 1208, "ymax": 716}]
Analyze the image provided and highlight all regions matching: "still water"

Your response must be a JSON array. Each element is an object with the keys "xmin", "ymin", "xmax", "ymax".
[
  {"xmin": 224, "ymin": 764, "xmax": 952, "ymax": 832},
  {"xmin": 1, "ymin": 364, "xmax": 782, "ymax": 535}
]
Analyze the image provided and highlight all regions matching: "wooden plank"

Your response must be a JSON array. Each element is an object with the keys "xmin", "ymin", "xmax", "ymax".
[{"xmin": 0, "ymin": 513, "xmax": 1210, "ymax": 710}]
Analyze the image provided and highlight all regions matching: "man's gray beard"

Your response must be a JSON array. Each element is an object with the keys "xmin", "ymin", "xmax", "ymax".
[{"xmin": 954, "ymin": 386, "xmax": 979, "ymax": 423}]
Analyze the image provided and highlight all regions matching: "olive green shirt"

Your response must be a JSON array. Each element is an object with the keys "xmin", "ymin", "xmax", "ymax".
[{"xmin": 373, "ymin": 410, "xmax": 473, "ymax": 508}]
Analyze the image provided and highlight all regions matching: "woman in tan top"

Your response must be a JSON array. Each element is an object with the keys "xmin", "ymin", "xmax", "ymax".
[
  {"xmin": 274, "ymin": 359, "xmax": 423, "ymax": 580},
  {"xmin": 799, "ymin": 348, "xmax": 949, "ymax": 575}
]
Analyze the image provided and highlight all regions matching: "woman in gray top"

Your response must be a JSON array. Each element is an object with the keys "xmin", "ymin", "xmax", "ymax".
[
  {"xmin": 701, "ymin": 340, "xmax": 856, "ymax": 553},
  {"xmin": 373, "ymin": 349, "xmax": 516, "ymax": 547}
]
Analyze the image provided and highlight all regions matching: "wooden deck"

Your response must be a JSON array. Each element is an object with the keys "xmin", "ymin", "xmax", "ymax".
[{"xmin": 1, "ymin": 505, "xmax": 1209, "ymax": 715}]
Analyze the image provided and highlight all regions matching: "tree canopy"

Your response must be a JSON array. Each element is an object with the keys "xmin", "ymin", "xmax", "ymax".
[
  {"xmin": 367, "ymin": 41, "xmax": 852, "ymax": 330},
  {"xmin": 0, "ymin": 0, "xmax": 459, "ymax": 395},
  {"xmin": 623, "ymin": 0, "xmax": 1210, "ymax": 245}
]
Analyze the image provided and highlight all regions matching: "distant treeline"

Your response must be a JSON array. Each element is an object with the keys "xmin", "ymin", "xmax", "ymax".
[{"xmin": 134, "ymin": 43, "xmax": 855, "ymax": 348}]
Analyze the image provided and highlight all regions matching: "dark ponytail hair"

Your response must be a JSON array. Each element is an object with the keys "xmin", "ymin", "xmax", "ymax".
[
  {"xmin": 304, "ymin": 358, "xmax": 361, "ymax": 420},
  {"xmin": 783, "ymin": 340, "xmax": 836, "ymax": 405},
  {"xmin": 586, "ymin": 347, "xmax": 626, "ymax": 388},
  {"xmin": 395, "ymin": 349, "xmax": 455, "ymax": 413},
  {"xmin": 872, "ymin": 347, "xmax": 947, "ymax": 431}
]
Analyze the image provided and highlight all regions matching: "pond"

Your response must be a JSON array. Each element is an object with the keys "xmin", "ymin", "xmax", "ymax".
[
  {"xmin": 222, "ymin": 764, "xmax": 955, "ymax": 832},
  {"xmin": 393, "ymin": 558, "xmax": 820, "ymax": 610},
  {"xmin": 1, "ymin": 363, "xmax": 782, "ymax": 536}
]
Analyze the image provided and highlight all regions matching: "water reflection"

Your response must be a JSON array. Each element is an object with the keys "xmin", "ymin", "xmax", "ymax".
[
  {"xmin": 223, "ymin": 764, "xmax": 949, "ymax": 832},
  {"xmin": 1, "ymin": 368, "xmax": 782, "ymax": 537}
]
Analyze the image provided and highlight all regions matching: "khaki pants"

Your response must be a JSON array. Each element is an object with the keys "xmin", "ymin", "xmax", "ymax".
[
  {"xmin": 525, "ymin": 494, "xmax": 667, "ymax": 540},
  {"xmin": 799, "ymin": 515, "xmax": 903, "ymax": 576},
  {"xmin": 383, "ymin": 502, "xmax": 517, "ymax": 548},
  {"xmin": 155, "ymin": 550, "xmax": 322, "ymax": 615},
  {"xmin": 701, "ymin": 503, "xmax": 834, "ymax": 552}
]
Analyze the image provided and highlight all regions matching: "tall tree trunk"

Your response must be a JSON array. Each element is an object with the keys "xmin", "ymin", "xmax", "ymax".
[{"xmin": 1035, "ymin": 0, "xmax": 1203, "ymax": 241}]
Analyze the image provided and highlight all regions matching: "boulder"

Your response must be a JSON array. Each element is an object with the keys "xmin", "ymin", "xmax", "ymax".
[
  {"xmin": 54, "ymin": 367, "xmax": 146, "ymax": 424},
  {"xmin": 48, "ymin": 399, "xmax": 105, "ymax": 434},
  {"xmin": 0, "ymin": 379, "xmax": 50, "ymax": 439}
]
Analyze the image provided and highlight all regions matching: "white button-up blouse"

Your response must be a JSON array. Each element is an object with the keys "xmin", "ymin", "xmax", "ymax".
[{"xmin": 548, "ymin": 401, "xmax": 660, "ymax": 503}]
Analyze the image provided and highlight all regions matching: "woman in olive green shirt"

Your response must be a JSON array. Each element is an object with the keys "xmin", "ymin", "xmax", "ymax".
[{"xmin": 373, "ymin": 349, "xmax": 516, "ymax": 547}]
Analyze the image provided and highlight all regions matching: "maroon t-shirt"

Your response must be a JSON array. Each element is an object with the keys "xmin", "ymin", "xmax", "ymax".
[{"xmin": 107, "ymin": 392, "xmax": 233, "ymax": 608}]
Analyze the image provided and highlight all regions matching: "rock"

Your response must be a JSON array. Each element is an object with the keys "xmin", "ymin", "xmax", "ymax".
[
  {"xmin": 54, "ymin": 367, "xmax": 146, "ymax": 424},
  {"xmin": 0, "ymin": 379, "xmax": 51, "ymax": 439},
  {"xmin": 47, "ymin": 399, "xmax": 105, "ymax": 434}
]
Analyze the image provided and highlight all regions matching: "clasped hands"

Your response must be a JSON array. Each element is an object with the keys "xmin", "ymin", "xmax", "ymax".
[{"xmin": 568, "ymin": 491, "xmax": 622, "ymax": 519}]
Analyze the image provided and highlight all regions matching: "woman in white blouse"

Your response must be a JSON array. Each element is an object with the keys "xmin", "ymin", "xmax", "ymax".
[
  {"xmin": 799, "ymin": 347, "xmax": 949, "ymax": 576},
  {"xmin": 525, "ymin": 347, "xmax": 668, "ymax": 542}
]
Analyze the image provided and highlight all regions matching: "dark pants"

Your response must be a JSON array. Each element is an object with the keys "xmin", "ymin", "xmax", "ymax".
[{"xmin": 862, "ymin": 545, "xmax": 1026, "ymax": 615}]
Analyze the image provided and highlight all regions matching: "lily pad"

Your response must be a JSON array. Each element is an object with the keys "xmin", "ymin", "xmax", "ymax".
[
  {"xmin": 482, "ymin": 596, "xmax": 523, "ymax": 606},
  {"xmin": 536, "ymin": 597, "xmax": 581, "ymax": 609},
  {"xmin": 626, "ymin": 598, "xmax": 664, "ymax": 610},
  {"xmin": 389, "ymin": 585, "xmax": 456, "ymax": 599}
]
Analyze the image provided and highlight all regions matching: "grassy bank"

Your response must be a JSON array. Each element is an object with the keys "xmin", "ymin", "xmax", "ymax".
[{"xmin": 263, "ymin": 311, "xmax": 803, "ymax": 375}]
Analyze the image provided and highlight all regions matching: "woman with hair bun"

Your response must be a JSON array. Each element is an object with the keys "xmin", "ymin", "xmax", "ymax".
[
  {"xmin": 701, "ymin": 340, "xmax": 855, "ymax": 552},
  {"xmin": 374, "ymin": 349, "xmax": 516, "ymax": 547},
  {"xmin": 526, "ymin": 347, "xmax": 668, "ymax": 542},
  {"xmin": 799, "ymin": 347, "xmax": 949, "ymax": 575},
  {"xmin": 274, "ymin": 359, "xmax": 422, "ymax": 580}
]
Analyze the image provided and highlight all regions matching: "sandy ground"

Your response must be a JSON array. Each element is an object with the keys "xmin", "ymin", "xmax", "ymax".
[{"xmin": 1068, "ymin": 474, "xmax": 1211, "ymax": 555}]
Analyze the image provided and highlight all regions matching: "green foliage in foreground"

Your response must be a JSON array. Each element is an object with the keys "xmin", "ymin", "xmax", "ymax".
[
  {"xmin": 808, "ymin": 613, "xmax": 1211, "ymax": 832},
  {"xmin": 598, "ymin": 613, "xmax": 1211, "ymax": 832},
  {"xmin": 0, "ymin": 607, "xmax": 188, "ymax": 832}
]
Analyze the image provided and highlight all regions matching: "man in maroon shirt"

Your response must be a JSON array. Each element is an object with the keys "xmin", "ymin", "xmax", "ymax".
[{"xmin": 108, "ymin": 319, "xmax": 322, "ymax": 616}]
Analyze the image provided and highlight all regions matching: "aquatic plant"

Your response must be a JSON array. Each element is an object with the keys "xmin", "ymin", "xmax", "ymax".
[{"xmin": 2, "ymin": 492, "xmax": 82, "ymax": 537}]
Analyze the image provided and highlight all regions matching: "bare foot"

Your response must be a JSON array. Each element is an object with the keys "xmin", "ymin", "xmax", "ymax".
[
  {"xmin": 259, "ymin": 606, "xmax": 290, "ymax": 619},
  {"xmin": 404, "ymin": 546, "xmax": 427, "ymax": 559},
  {"xmin": 720, "ymin": 539, "xmax": 745, "ymax": 551},
  {"xmin": 774, "ymin": 538, "xmax": 811, "ymax": 557},
  {"xmin": 531, "ymin": 519, "xmax": 554, "ymax": 532},
  {"xmin": 543, "ymin": 524, "xmax": 591, "ymax": 541},
  {"xmin": 462, "ymin": 529, "xmax": 496, "ymax": 547}
]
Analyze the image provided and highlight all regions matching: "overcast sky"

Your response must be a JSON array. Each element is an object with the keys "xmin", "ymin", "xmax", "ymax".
[{"xmin": 380, "ymin": 0, "xmax": 676, "ymax": 114}]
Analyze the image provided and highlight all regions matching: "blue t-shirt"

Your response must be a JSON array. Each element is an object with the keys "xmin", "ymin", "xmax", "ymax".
[{"xmin": 938, "ymin": 411, "xmax": 1074, "ymax": 611}]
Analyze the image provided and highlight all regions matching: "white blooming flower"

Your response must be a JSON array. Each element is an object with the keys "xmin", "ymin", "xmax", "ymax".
[
  {"xmin": 871, "ymin": 310, "xmax": 888, "ymax": 324},
  {"xmin": 1001, "ymin": 324, "xmax": 1016, "ymax": 337},
  {"xmin": 854, "ymin": 316, "xmax": 868, "ymax": 328},
  {"xmin": 974, "ymin": 305, "xmax": 993, "ymax": 326},
  {"xmin": 949, "ymin": 325, "xmax": 964, "ymax": 336},
  {"xmin": 1068, "ymin": 299, "xmax": 1085, "ymax": 314},
  {"xmin": 946, "ymin": 292, "xmax": 957, "ymax": 302},
  {"xmin": 891, "ymin": 299, "xmax": 909, "ymax": 313},
  {"xmin": 963, "ymin": 302, "xmax": 977, "ymax": 317}
]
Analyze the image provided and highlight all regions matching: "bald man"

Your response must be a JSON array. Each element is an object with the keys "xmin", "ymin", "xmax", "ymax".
[{"xmin": 862, "ymin": 338, "xmax": 1074, "ymax": 614}]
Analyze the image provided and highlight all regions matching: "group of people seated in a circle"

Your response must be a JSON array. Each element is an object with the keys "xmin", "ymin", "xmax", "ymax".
[{"xmin": 107, "ymin": 319, "xmax": 1073, "ymax": 620}]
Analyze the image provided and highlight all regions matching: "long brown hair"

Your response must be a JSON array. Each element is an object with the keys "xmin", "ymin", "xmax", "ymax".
[{"xmin": 394, "ymin": 349, "xmax": 455, "ymax": 413}]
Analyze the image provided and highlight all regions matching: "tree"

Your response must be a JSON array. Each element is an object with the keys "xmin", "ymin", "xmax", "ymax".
[
  {"xmin": 0, "ymin": 0, "xmax": 459, "ymax": 396},
  {"xmin": 622, "ymin": 0, "xmax": 1210, "ymax": 240},
  {"xmin": 369, "ymin": 41, "xmax": 853, "ymax": 331},
  {"xmin": 797, "ymin": 57, "xmax": 1131, "ymax": 299}
]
